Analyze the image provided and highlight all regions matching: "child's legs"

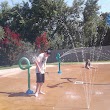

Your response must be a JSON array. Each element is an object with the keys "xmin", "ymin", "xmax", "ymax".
[
  {"xmin": 39, "ymin": 74, "xmax": 45, "ymax": 92},
  {"xmin": 36, "ymin": 73, "xmax": 45, "ymax": 93},
  {"xmin": 39, "ymin": 83, "xmax": 43, "ymax": 92},
  {"xmin": 35, "ymin": 83, "xmax": 40, "ymax": 93}
]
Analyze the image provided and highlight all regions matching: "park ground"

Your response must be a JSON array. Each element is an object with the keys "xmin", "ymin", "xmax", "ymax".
[{"xmin": 0, "ymin": 63, "xmax": 110, "ymax": 110}]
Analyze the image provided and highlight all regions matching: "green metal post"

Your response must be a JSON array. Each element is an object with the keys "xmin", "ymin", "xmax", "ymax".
[
  {"xmin": 56, "ymin": 53, "xmax": 62, "ymax": 74},
  {"xmin": 28, "ymin": 68, "xmax": 30, "ymax": 90},
  {"xmin": 18, "ymin": 57, "xmax": 33, "ymax": 94}
]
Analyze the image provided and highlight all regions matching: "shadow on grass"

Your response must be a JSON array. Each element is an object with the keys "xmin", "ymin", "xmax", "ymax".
[{"xmin": 0, "ymin": 91, "xmax": 34, "ymax": 97}]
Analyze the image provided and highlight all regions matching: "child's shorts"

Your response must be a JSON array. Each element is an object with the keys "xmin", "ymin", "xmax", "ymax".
[{"xmin": 36, "ymin": 73, "xmax": 45, "ymax": 83}]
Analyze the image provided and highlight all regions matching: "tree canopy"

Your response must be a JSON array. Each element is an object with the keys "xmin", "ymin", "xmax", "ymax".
[{"xmin": 0, "ymin": 0, "xmax": 110, "ymax": 50}]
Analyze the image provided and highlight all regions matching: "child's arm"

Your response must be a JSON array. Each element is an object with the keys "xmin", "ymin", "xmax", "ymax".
[
  {"xmin": 34, "ymin": 58, "xmax": 42, "ymax": 73},
  {"xmin": 44, "ymin": 58, "xmax": 48, "ymax": 72}
]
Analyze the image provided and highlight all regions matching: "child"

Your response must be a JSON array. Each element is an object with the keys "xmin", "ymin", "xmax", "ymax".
[
  {"xmin": 34, "ymin": 49, "xmax": 51, "ymax": 97},
  {"xmin": 85, "ymin": 59, "xmax": 91, "ymax": 69}
]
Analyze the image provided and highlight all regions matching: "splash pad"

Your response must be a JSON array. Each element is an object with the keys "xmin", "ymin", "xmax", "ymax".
[
  {"xmin": 53, "ymin": 14, "xmax": 110, "ymax": 108},
  {"xmin": 55, "ymin": 45, "xmax": 110, "ymax": 109},
  {"xmin": 0, "ymin": 59, "xmax": 110, "ymax": 110}
]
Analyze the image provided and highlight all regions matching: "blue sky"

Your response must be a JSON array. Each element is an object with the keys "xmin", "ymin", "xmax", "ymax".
[
  {"xmin": 0, "ymin": 0, "xmax": 110, "ymax": 13},
  {"xmin": 98, "ymin": 0, "xmax": 110, "ymax": 13},
  {"xmin": 64, "ymin": 0, "xmax": 110, "ymax": 13}
]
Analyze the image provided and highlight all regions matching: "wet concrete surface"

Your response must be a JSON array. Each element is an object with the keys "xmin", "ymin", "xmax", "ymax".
[{"xmin": 0, "ymin": 64, "xmax": 110, "ymax": 110}]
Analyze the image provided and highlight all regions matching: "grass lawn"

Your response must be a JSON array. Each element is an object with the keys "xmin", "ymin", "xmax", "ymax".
[
  {"xmin": 0, "ymin": 60, "xmax": 110, "ymax": 70},
  {"xmin": 0, "ymin": 65, "xmax": 19, "ymax": 70}
]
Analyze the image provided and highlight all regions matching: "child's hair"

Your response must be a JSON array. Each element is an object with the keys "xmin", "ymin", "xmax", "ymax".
[{"xmin": 44, "ymin": 49, "xmax": 51, "ymax": 55}]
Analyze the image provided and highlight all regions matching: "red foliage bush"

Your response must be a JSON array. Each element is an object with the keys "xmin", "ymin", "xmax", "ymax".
[
  {"xmin": 0, "ymin": 26, "xmax": 24, "ymax": 65},
  {"xmin": 3, "ymin": 26, "xmax": 21, "ymax": 46},
  {"xmin": 35, "ymin": 32, "xmax": 49, "ymax": 51}
]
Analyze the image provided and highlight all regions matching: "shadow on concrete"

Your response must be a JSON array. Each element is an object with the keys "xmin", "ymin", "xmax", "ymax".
[
  {"xmin": 0, "ymin": 91, "xmax": 34, "ymax": 97},
  {"xmin": 47, "ymin": 81, "xmax": 69, "ymax": 88},
  {"xmin": 47, "ymin": 77, "xmax": 77, "ymax": 88},
  {"xmin": 61, "ymin": 77, "xmax": 77, "ymax": 82}
]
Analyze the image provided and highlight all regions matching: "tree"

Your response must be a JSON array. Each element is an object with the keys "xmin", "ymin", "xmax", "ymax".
[
  {"xmin": 97, "ymin": 13, "xmax": 110, "ymax": 46},
  {"xmin": 44, "ymin": 0, "xmax": 85, "ymax": 49},
  {"xmin": 0, "ymin": 26, "xmax": 4, "ymax": 40},
  {"xmin": 83, "ymin": 0, "xmax": 100, "ymax": 47},
  {"xmin": 0, "ymin": 0, "xmax": 109, "ymax": 51}
]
